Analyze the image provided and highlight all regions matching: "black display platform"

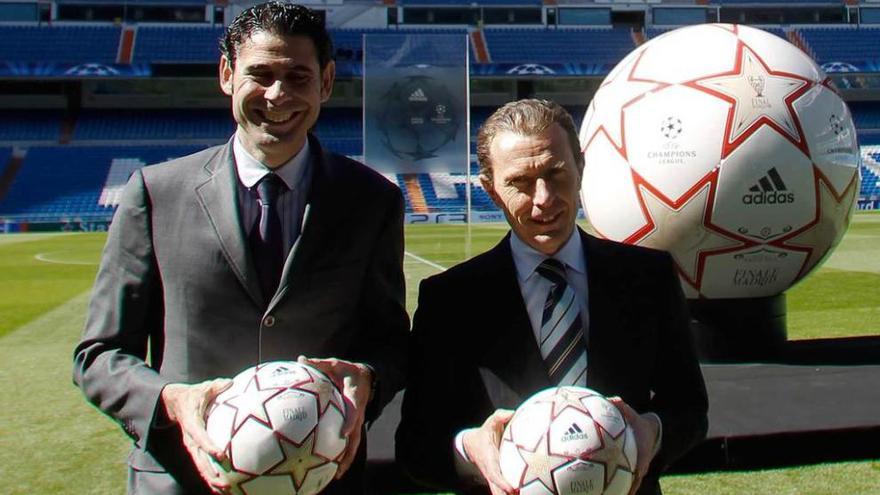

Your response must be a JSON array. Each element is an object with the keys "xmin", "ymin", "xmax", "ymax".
[{"xmin": 362, "ymin": 336, "xmax": 880, "ymax": 491}]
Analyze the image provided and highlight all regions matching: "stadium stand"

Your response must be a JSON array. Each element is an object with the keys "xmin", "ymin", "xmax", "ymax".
[
  {"xmin": 0, "ymin": 145, "xmax": 200, "ymax": 220},
  {"xmin": 398, "ymin": 0, "xmax": 541, "ymax": 5},
  {"xmin": 798, "ymin": 26, "xmax": 880, "ymax": 65},
  {"xmin": 133, "ymin": 25, "xmax": 225, "ymax": 63},
  {"xmin": 0, "ymin": 147, "xmax": 12, "ymax": 177},
  {"xmin": 849, "ymin": 102, "xmax": 880, "ymax": 131},
  {"xmin": 0, "ymin": 111, "xmax": 64, "ymax": 142},
  {"xmin": 0, "ymin": 25, "xmax": 120, "ymax": 64},
  {"xmin": 483, "ymin": 27, "xmax": 635, "ymax": 65},
  {"xmin": 72, "ymin": 109, "xmax": 233, "ymax": 141}
]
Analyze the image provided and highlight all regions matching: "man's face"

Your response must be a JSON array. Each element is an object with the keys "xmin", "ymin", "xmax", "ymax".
[
  {"xmin": 482, "ymin": 123, "xmax": 582, "ymax": 256},
  {"xmin": 220, "ymin": 31, "xmax": 335, "ymax": 167}
]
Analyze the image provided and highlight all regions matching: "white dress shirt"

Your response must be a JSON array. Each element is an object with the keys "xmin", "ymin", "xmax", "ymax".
[
  {"xmin": 510, "ymin": 229, "xmax": 589, "ymax": 341},
  {"xmin": 233, "ymin": 133, "xmax": 312, "ymax": 252}
]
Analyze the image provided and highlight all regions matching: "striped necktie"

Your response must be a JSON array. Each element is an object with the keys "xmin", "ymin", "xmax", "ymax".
[{"xmin": 535, "ymin": 258, "xmax": 587, "ymax": 387}]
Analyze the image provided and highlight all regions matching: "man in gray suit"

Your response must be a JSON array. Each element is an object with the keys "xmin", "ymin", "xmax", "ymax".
[{"xmin": 73, "ymin": 3, "xmax": 409, "ymax": 493}]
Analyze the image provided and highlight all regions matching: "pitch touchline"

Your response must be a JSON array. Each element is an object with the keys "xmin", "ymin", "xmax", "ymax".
[
  {"xmin": 34, "ymin": 252, "xmax": 98, "ymax": 266},
  {"xmin": 404, "ymin": 251, "xmax": 447, "ymax": 272}
]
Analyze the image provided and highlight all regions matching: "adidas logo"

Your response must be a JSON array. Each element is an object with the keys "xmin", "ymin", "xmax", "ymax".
[
  {"xmin": 271, "ymin": 365, "xmax": 291, "ymax": 375},
  {"xmin": 742, "ymin": 167, "xmax": 795, "ymax": 205},
  {"xmin": 561, "ymin": 422, "xmax": 588, "ymax": 441},
  {"xmin": 408, "ymin": 88, "xmax": 428, "ymax": 102}
]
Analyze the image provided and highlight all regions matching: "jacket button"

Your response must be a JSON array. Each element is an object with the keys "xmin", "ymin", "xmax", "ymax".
[{"xmin": 263, "ymin": 315, "xmax": 275, "ymax": 327}]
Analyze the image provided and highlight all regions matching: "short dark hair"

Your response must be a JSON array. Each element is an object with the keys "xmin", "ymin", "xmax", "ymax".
[
  {"xmin": 476, "ymin": 99, "xmax": 584, "ymax": 181},
  {"xmin": 220, "ymin": 2, "xmax": 333, "ymax": 69}
]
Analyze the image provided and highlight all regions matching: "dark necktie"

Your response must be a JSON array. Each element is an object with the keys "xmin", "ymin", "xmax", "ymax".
[
  {"xmin": 535, "ymin": 258, "xmax": 588, "ymax": 386},
  {"xmin": 254, "ymin": 173, "xmax": 285, "ymax": 302}
]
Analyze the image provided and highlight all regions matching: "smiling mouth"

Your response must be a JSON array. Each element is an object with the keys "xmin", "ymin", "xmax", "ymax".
[
  {"xmin": 532, "ymin": 211, "xmax": 561, "ymax": 226},
  {"xmin": 257, "ymin": 108, "xmax": 296, "ymax": 125}
]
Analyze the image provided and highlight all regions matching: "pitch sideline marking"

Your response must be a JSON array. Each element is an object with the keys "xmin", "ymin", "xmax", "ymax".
[
  {"xmin": 34, "ymin": 251, "xmax": 99, "ymax": 266},
  {"xmin": 404, "ymin": 251, "xmax": 447, "ymax": 272}
]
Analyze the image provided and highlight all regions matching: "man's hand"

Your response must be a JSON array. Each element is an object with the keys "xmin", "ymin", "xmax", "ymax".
[
  {"xmin": 161, "ymin": 379, "xmax": 232, "ymax": 494},
  {"xmin": 608, "ymin": 397, "xmax": 661, "ymax": 495},
  {"xmin": 297, "ymin": 355, "xmax": 373, "ymax": 480},
  {"xmin": 462, "ymin": 409, "xmax": 516, "ymax": 495}
]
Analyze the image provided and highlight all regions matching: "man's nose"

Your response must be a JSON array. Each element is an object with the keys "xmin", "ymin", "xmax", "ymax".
[
  {"xmin": 265, "ymin": 80, "xmax": 289, "ymax": 101},
  {"xmin": 533, "ymin": 178, "xmax": 555, "ymax": 207}
]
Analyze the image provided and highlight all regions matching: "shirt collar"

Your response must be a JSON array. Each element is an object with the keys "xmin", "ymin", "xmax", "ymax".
[
  {"xmin": 233, "ymin": 132, "xmax": 310, "ymax": 190},
  {"xmin": 510, "ymin": 228, "xmax": 586, "ymax": 283}
]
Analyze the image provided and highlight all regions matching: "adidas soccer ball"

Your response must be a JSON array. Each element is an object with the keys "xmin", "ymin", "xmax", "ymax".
[
  {"xmin": 579, "ymin": 24, "xmax": 860, "ymax": 299},
  {"xmin": 499, "ymin": 387, "xmax": 637, "ymax": 495},
  {"xmin": 205, "ymin": 361, "xmax": 347, "ymax": 495}
]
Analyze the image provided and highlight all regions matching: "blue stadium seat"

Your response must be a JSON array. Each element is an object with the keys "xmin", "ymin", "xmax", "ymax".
[
  {"xmin": 0, "ymin": 111, "xmax": 63, "ymax": 141},
  {"xmin": 73, "ymin": 109, "xmax": 232, "ymax": 141},
  {"xmin": 134, "ymin": 25, "xmax": 224, "ymax": 63},
  {"xmin": 483, "ymin": 27, "xmax": 635, "ymax": 65},
  {"xmin": 799, "ymin": 27, "xmax": 880, "ymax": 65},
  {"xmin": 0, "ymin": 25, "xmax": 120, "ymax": 64},
  {"xmin": 850, "ymin": 102, "xmax": 880, "ymax": 132},
  {"xmin": 0, "ymin": 145, "xmax": 201, "ymax": 220},
  {"xmin": 0, "ymin": 147, "xmax": 12, "ymax": 179}
]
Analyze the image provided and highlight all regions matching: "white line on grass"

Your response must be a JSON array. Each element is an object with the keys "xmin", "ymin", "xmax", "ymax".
[
  {"xmin": 404, "ymin": 251, "xmax": 447, "ymax": 272},
  {"xmin": 34, "ymin": 252, "xmax": 98, "ymax": 266}
]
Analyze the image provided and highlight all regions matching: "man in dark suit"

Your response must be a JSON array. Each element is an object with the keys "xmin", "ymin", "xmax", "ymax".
[
  {"xmin": 73, "ymin": 3, "xmax": 408, "ymax": 493},
  {"xmin": 396, "ymin": 99, "xmax": 707, "ymax": 495}
]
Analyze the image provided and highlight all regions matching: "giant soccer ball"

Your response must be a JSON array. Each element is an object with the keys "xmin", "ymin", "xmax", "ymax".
[
  {"xmin": 499, "ymin": 387, "xmax": 637, "ymax": 495},
  {"xmin": 205, "ymin": 361, "xmax": 347, "ymax": 495},
  {"xmin": 580, "ymin": 24, "xmax": 860, "ymax": 299}
]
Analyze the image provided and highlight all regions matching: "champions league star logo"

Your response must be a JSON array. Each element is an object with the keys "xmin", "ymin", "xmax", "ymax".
[
  {"xmin": 506, "ymin": 64, "xmax": 555, "ymax": 76},
  {"xmin": 660, "ymin": 116, "xmax": 683, "ymax": 139},
  {"xmin": 377, "ymin": 75, "xmax": 460, "ymax": 161},
  {"xmin": 64, "ymin": 63, "xmax": 120, "ymax": 76},
  {"xmin": 829, "ymin": 114, "xmax": 848, "ymax": 137}
]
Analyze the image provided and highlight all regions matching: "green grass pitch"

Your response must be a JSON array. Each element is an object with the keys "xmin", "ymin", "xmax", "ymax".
[{"xmin": 1, "ymin": 213, "xmax": 879, "ymax": 493}]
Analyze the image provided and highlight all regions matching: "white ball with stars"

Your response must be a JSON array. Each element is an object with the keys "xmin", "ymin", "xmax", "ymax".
[
  {"xmin": 205, "ymin": 361, "xmax": 347, "ymax": 495},
  {"xmin": 579, "ymin": 23, "xmax": 860, "ymax": 299},
  {"xmin": 499, "ymin": 387, "xmax": 637, "ymax": 495}
]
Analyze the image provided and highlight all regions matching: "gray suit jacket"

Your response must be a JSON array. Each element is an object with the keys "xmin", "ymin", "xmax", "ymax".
[{"xmin": 73, "ymin": 135, "xmax": 409, "ymax": 493}]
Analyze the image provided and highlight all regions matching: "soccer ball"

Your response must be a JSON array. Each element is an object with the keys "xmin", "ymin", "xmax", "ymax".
[
  {"xmin": 205, "ymin": 361, "xmax": 347, "ymax": 495},
  {"xmin": 579, "ymin": 24, "xmax": 860, "ymax": 299},
  {"xmin": 377, "ymin": 75, "xmax": 461, "ymax": 161},
  {"xmin": 499, "ymin": 387, "xmax": 637, "ymax": 495}
]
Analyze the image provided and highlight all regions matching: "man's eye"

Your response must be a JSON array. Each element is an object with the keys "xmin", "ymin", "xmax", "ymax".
[
  {"xmin": 288, "ymin": 73, "xmax": 311, "ymax": 84},
  {"xmin": 508, "ymin": 178, "xmax": 529, "ymax": 189}
]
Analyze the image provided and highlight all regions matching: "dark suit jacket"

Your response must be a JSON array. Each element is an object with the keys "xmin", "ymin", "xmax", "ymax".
[
  {"xmin": 396, "ymin": 229, "xmax": 707, "ymax": 495},
  {"xmin": 73, "ymin": 135, "xmax": 409, "ymax": 494}
]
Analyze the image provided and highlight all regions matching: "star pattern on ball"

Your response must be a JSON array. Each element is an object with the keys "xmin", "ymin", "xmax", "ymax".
[
  {"xmin": 297, "ymin": 372, "xmax": 345, "ymax": 415},
  {"xmin": 585, "ymin": 425, "xmax": 632, "ymax": 489},
  {"xmin": 223, "ymin": 377, "xmax": 284, "ymax": 431},
  {"xmin": 773, "ymin": 168, "xmax": 858, "ymax": 282},
  {"xmin": 270, "ymin": 432, "xmax": 329, "ymax": 490},
  {"xmin": 516, "ymin": 435, "xmax": 571, "ymax": 491},
  {"xmin": 580, "ymin": 49, "xmax": 669, "ymax": 160},
  {"xmin": 536, "ymin": 387, "xmax": 592, "ymax": 419},
  {"xmin": 633, "ymin": 170, "xmax": 752, "ymax": 292},
  {"xmin": 687, "ymin": 41, "xmax": 813, "ymax": 160}
]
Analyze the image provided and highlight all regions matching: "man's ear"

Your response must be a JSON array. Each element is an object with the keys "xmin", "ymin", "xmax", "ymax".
[
  {"xmin": 219, "ymin": 55, "xmax": 234, "ymax": 96},
  {"xmin": 480, "ymin": 174, "xmax": 503, "ymax": 210},
  {"xmin": 320, "ymin": 60, "xmax": 336, "ymax": 103}
]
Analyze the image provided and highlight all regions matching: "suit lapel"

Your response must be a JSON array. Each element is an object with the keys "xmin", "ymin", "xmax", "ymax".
[
  {"xmin": 267, "ymin": 136, "xmax": 335, "ymax": 313},
  {"xmin": 478, "ymin": 235, "xmax": 551, "ymax": 407},
  {"xmin": 582, "ymin": 230, "xmax": 630, "ymax": 392},
  {"xmin": 195, "ymin": 141, "xmax": 263, "ymax": 308}
]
